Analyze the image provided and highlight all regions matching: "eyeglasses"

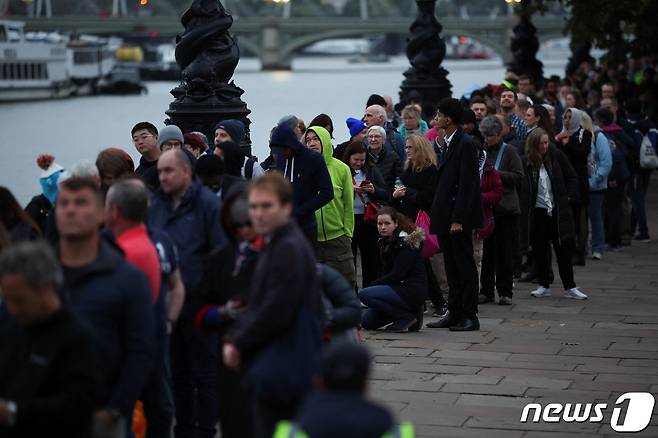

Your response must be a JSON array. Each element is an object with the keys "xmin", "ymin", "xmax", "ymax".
[
  {"xmin": 368, "ymin": 135, "xmax": 383, "ymax": 139},
  {"xmin": 132, "ymin": 134, "xmax": 154, "ymax": 143}
]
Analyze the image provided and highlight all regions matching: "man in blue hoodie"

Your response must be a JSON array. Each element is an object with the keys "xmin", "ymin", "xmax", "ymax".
[
  {"xmin": 148, "ymin": 149, "xmax": 225, "ymax": 438},
  {"xmin": 268, "ymin": 123, "xmax": 334, "ymax": 244},
  {"xmin": 55, "ymin": 176, "xmax": 155, "ymax": 432}
]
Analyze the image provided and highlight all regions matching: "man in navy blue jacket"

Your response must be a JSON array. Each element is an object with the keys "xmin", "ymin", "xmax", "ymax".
[
  {"xmin": 268, "ymin": 123, "xmax": 333, "ymax": 244},
  {"xmin": 147, "ymin": 149, "xmax": 225, "ymax": 438},
  {"xmin": 55, "ymin": 176, "xmax": 155, "ymax": 429}
]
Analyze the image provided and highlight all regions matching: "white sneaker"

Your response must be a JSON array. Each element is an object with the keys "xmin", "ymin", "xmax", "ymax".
[
  {"xmin": 592, "ymin": 252, "xmax": 602, "ymax": 260},
  {"xmin": 564, "ymin": 288, "xmax": 588, "ymax": 300},
  {"xmin": 531, "ymin": 287, "xmax": 551, "ymax": 298}
]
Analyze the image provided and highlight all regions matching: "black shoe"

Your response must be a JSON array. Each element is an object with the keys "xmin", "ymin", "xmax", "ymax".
[
  {"xmin": 498, "ymin": 296, "xmax": 512, "ymax": 305},
  {"xmin": 385, "ymin": 318, "xmax": 417, "ymax": 333},
  {"xmin": 449, "ymin": 318, "xmax": 480, "ymax": 331},
  {"xmin": 426, "ymin": 311, "xmax": 459, "ymax": 328},
  {"xmin": 634, "ymin": 233, "xmax": 651, "ymax": 243},
  {"xmin": 478, "ymin": 293, "xmax": 493, "ymax": 304},
  {"xmin": 519, "ymin": 272, "xmax": 536, "ymax": 282},
  {"xmin": 408, "ymin": 306, "xmax": 424, "ymax": 332}
]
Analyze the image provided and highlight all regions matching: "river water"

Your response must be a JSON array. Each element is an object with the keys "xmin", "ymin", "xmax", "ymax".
[{"xmin": 0, "ymin": 56, "xmax": 566, "ymax": 205}]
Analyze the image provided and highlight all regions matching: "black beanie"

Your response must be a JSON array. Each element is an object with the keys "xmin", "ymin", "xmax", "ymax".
[{"xmin": 366, "ymin": 94, "xmax": 387, "ymax": 108}]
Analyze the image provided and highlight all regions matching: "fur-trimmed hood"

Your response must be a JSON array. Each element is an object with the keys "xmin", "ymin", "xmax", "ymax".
[{"xmin": 398, "ymin": 227, "xmax": 426, "ymax": 249}]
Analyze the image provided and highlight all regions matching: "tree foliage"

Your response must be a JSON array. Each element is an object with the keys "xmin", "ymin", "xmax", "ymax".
[{"xmin": 554, "ymin": 0, "xmax": 657, "ymax": 62}]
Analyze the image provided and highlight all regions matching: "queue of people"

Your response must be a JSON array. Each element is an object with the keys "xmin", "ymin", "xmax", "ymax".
[{"xmin": 1, "ymin": 55, "xmax": 657, "ymax": 437}]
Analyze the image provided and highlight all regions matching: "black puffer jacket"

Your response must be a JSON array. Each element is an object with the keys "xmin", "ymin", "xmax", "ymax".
[
  {"xmin": 524, "ymin": 145, "xmax": 580, "ymax": 244},
  {"xmin": 370, "ymin": 228, "xmax": 427, "ymax": 310}
]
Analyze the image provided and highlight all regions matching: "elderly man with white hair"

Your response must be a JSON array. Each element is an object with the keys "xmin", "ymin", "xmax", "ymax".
[
  {"xmin": 366, "ymin": 125, "xmax": 402, "ymax": 196},
  {"xmin": 364, "ymin": 105, "xmax": 406, "ymax": 162}
]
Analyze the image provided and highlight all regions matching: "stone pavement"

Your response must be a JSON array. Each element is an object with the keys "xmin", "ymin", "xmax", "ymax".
[{"xmin": 363, "ymin": 187, "xmax": 658, "ymax": 437}]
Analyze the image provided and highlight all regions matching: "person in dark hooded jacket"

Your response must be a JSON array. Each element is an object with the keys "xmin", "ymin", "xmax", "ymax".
[
  {"xmin": 268, "ymin": 123, "xmax": 334, "ymax": 244},
  {"xmin": 274, "ymin": 344, "xmax": 412, "ymax": 438}
]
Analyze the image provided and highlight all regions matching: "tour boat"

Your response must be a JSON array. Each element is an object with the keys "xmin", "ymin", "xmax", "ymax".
[{"xmin": 0, "ymin": 20, "xmax": 73, "ymax": 101}]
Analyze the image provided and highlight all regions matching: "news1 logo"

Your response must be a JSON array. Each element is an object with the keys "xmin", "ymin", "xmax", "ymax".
[{"xmin": 520, "ymin": 392, "xmax": 655, "ymax": 433}]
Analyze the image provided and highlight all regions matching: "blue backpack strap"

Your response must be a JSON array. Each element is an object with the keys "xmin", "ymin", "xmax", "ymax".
[{"xmin": 494, "ymin": 143, "xmax": 507, "ymax": 171}]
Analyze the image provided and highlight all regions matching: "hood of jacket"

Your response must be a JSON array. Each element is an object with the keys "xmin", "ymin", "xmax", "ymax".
[
  {"xmin": 307, "ymin": 126, "xmax": 334, "ymax": 164},
  {"xmin": 399, "ymin": 227, "xmax": 425, "ymax": 250},
  {"xmin": 270, "ymin": 123, "xmax": 304, "ymax": 154}
]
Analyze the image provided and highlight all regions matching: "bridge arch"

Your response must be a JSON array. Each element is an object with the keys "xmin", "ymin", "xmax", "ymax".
[{"xmin": 277, "ymin": 28, "xmax": 507, "ymax": 67}]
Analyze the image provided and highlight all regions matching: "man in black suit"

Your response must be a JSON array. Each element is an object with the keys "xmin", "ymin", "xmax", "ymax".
[{"xmin": 427, "ymin": 98, "xmax": 484, "ymax": 332}]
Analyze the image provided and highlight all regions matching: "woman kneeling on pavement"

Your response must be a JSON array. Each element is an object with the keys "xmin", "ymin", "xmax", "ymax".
[
  {"xmin": 360, "ymin": 207, "xmax": 427, "ymax": 333},
  {"xmin": 524, "ymin": 129, "xmax": 588, "ymax": 300}
]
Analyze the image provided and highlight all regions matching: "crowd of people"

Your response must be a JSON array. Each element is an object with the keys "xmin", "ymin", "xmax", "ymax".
[{"xmin": 0, "ymin": 54, "xmax": 657, "ymax": 438}]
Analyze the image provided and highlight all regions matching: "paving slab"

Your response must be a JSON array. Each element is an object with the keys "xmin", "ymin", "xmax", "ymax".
[{"xmin": 360, "ymin": 180, "xmax": 658, "ymax": 435}]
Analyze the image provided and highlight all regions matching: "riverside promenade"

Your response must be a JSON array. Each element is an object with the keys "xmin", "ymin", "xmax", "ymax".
[{"xmin": 365, "ymin": 186, "xmax": 658, "ymax": 437}]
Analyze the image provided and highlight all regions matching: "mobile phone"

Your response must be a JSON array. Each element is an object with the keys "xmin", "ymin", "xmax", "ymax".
[{"xmin": 361, "ymin": 180, "xmax": 371, "ymax": 186}]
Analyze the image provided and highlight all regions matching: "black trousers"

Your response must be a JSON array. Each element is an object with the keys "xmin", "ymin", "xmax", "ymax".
[
  {"xmin": 572, "ymin": 203, "xmax": 588, "ymax": 263},
  {"xmin": 351, "ymin": 214, "xmax": 381, "ymax": 288},
  {"xmin": 481, "ymin": 214, "xmax": 518, "ymax": 299},
  {"xmin": 217, "ymin": 355, "xmax": 253, "ymax": 438},
  {"xmin": 532, "ymin": 208, "xmax": 576, "ymax": 290},
  {"xmin": 604, "ymin": 182, "xmax": 626, "ymax": 247},
  {"xmin": 440, "ymin": 229, "xmax": 479, "ymax": 320}
]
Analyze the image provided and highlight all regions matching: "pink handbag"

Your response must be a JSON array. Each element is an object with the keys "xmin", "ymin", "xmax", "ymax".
[{"xmin": 415, "ymin": 210, "xmax": 440, "ymax": 258}]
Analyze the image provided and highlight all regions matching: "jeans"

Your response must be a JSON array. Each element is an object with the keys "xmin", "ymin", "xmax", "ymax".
[
  {"xmin": 532, "ymin": 208, "xmax": 576, "ymax": 290},
  {"xmin": 142, "ymin": 336, "xmax": 174, "ymax": 438},
  {"xmin": 170, "ymin": 308, "xmax": 219, "ymax": 438},
  {"xmin": 628, "ymin": 169, "xmax": 652, "ymax": 236},
  {"xmin": 439, "ymin": 229, "xmax": 479, "ymax": 320},
  {"xmin": 480, "ymin": 214, "xmax": 518, "ymax": 299},
  {"xmin": 360, "ymin": 285, "xmax": 413, "ymax": 330},
  {"xmin": 589, "ymin": 191, "xmax": 606, "ymax": 254}
]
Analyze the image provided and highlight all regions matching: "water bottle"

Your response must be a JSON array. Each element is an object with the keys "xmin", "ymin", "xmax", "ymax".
[{"xmin": 395, "ymin": 177, "xmax": 403, "ymax": 189}]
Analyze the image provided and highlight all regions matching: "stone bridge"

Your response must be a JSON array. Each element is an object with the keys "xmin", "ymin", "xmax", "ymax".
[{"xmin": 21, "ymin": 15, "xmax": 565, "ymax": 70}]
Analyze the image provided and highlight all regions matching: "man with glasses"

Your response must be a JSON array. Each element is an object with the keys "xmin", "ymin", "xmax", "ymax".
[
  {"xmin": 364, "ymin": 105, "xmax": 406, "ymax": 163},
  {"xmin": 132, "ymin": 122, "xmax": 159, "ymax": 178}
]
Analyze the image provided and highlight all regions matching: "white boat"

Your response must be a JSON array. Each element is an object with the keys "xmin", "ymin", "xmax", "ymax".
[
  {"xmin": 67, "ymin": 35, "xmax": 116, "ymax": 90},
  {"xmin": 0, "ymin": 20, "xmax": 73, "ymax": 101}
]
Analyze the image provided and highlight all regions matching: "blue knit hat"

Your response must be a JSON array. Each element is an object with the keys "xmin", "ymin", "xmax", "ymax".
[
  {"xmin": 346, "ymin": 117, "xmax": 367, "ymax": 139},
  {"xmin": 215, "ymin": 119, "xmax": 246, "ymax": 144}
]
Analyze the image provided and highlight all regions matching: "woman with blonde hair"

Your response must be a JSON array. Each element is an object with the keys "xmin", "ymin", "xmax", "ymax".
[
  {"xmin": 399, "ymin": 104, "xmax": 429, "ymax": 139},
  {"xmin": 392, "ymin": 134, "xmax": 446, "ymax": 319}
]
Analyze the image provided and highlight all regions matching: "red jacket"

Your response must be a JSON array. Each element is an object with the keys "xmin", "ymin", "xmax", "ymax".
[{"xmin": 476, "ymin": 162, "xmax": 503, "ymax": 240}]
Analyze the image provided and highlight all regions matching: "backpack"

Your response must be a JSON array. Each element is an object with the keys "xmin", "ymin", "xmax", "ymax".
[
  {"xmin": 637, "ymin": 128, "xmax": 658, "ymax": 169},
  {"xmin": 245, "ymin": 156, "xmax": 258, "ymax": 179},
  {"xmin": 386, "ymin": 128, "xmax": 403, "ymax": 160}
]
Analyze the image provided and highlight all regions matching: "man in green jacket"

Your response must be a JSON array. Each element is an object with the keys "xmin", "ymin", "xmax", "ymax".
[{"xmin": 304, "ymin": 126, "xmax": 356, "ymax": 288}]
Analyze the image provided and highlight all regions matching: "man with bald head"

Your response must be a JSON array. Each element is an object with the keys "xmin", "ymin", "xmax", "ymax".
[
  {"xmin": 364, "ymin": 104, "xmax": 406, "ymax": 162},
  {"xmin": 148, "ymin": 148, "xmax": 225, "ymax": 438}
]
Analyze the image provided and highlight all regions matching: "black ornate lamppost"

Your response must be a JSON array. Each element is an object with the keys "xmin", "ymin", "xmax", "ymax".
[
  {"xmin": 506, "ymin": 0, "xmax": 544, "ymax": 84},
  {"xmin": 165, "ymin": 0, "xmax": 252, "ymax": 153},
  {"xmin": 565, "ymin": 39, "xmax": 595, "ymax": 77},
  {"xmin": 399, "ymin": 0, "xmax": 452, "ymax": 120}
]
